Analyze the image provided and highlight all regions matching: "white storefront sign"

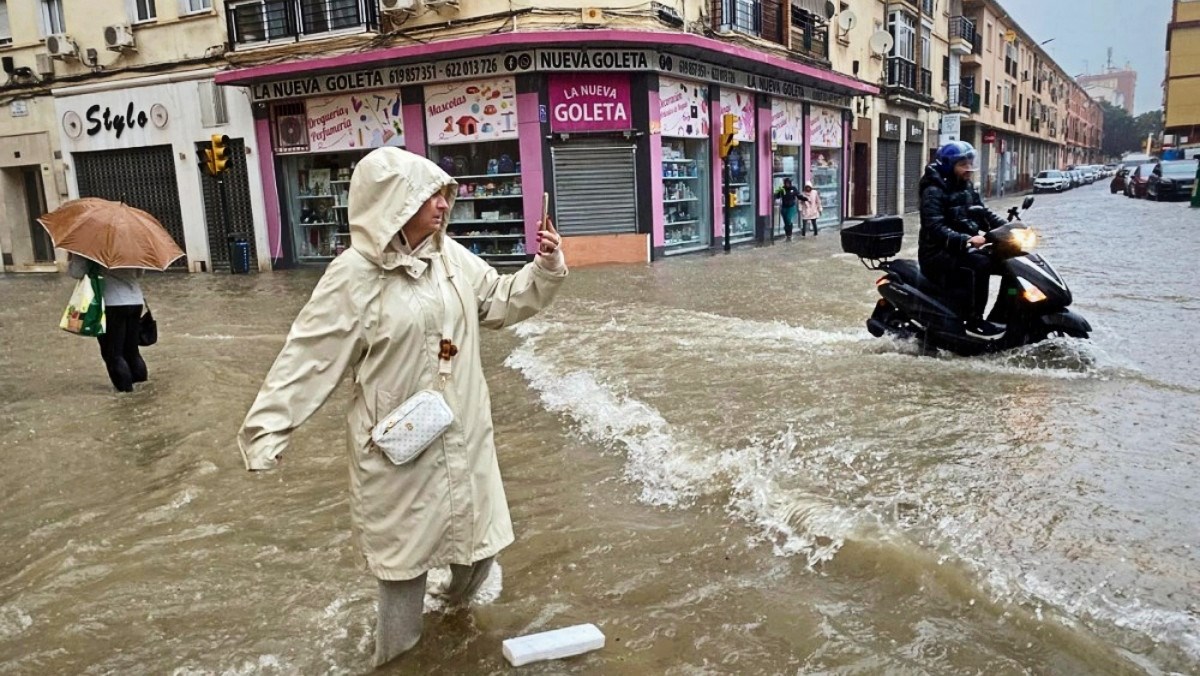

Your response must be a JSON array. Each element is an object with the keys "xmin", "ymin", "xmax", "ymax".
[{"xmin": 54, "ymin": 74, "xmax": 270, "ymax": 272}]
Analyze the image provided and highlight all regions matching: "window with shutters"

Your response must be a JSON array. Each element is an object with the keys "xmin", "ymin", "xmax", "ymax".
[
  {"xmin": 41, "ymin": 0, "xmax": 64, "ymax": 34},
  {"xmin": 889, "ymin": 10, "xmax": 916, "ymax": 61},
  {"xmin": 131, "ymin": 0, "xmax": 156, "ymax": 22},
  {"xmin": 0, "ymin": 1, "xmax": 11, "ymax": 46}
]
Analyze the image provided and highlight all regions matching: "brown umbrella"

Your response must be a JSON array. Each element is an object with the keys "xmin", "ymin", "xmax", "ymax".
[{"xmin": 38, "ymin": 197, "xmax": 185, "ymax": 270}]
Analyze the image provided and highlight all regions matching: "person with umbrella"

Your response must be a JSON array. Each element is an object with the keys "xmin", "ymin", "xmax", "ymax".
[
  {"xmin": 66, "ymin": 254, "xmax": 147, "ymax": 392},
  {"xmin": 41, "ymin": 198, "xmax": 184, "ymax": 392}
]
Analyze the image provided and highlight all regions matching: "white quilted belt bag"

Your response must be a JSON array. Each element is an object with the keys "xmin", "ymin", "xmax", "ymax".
[{"xmin": 371, "ymin": 256, "xmax": 463, "ymax": 465}]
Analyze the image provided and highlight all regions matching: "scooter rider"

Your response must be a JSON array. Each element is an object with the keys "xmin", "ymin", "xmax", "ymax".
[{"xmin": 918, "ymin": 141, "xmax": 1008, "ymax": 337}]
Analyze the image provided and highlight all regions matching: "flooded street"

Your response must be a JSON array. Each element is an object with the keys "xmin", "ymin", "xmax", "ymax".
[{"xmin": 2, "ymin": 183, "xmax": 1198, "ymax": 675}]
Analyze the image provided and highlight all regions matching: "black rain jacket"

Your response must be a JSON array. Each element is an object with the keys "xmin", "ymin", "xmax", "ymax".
[{"xmin": 917, "ymin": 164, "xmax": 1007, "ymax": 266}]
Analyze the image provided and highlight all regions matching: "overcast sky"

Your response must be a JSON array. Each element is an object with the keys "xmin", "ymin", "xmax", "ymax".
[{"xmin": 993, "ymin": 0, "xmax": 1173, "ymax": 115}]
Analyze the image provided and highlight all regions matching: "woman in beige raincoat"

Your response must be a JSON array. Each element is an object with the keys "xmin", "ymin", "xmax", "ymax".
[{"xmin": 237, "ymin": 147, "xmax": 566, "ymax": 666}]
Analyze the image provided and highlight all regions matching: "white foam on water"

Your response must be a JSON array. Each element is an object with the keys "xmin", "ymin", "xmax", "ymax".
[
  {"xmin": 171, "ymin": 655, "xmax": 288, "ymax": 676},
  {"xmin": 717, "ymin": 428, "xmax": 863, "ymax": 566},
  {"xmin": 1020, "ymin": 573, "xmax": 1200, "ymax": 664},
  {"xmin": 0, "ymin": 605, "xmax": 33, "ymax": 639},
  {"xmin": 506, "ymin": 328, "xmax": 717, "ymax": 508},
  {"xmin": 509, "ymin": 312, "xmax": 1199, "ymax": 667},
  {"xmin": 423, "ymin": 562, "xmax": 504, "ymax": 613},
  {"xmin": 139, "ymin": 488, "xmax": 199, "ymax": 524},
  {"xmin": 508, "ymin": 322, "xmax": 863, "ymax": 566}
]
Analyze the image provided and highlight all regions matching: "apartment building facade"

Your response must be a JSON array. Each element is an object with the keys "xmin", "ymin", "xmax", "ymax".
[
  {"xmin": 827, "ymin": 0, "xmax": 958, "ymax": 217},
  {"xmin": 0, "ymin": 0, "xmax": 273, "ymax": 273},
  {"xmin": 213, "ymin": 0, "xmax": 875, "ymax": 266},
  {"xmin": 1164, "ymin": 0, "xmax": 1200, "ymax": 150},
  {"xmin": 953, "ymin": 0, "xmax": 1102, "ymax": 196}
]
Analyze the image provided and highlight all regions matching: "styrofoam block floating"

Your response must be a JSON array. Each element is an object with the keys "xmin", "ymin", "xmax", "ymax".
[{"xmin": 502, "ymin": 623, "xmax": 606, "ymax": 666}]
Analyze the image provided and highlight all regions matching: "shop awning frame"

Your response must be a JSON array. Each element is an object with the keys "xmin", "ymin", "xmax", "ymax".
[{"xmin": 214, "ymin": 29, "xmax": 878, "ymax": 100}]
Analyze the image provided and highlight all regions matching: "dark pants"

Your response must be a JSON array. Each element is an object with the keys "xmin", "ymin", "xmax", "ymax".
[
  {"xmin": 781, "ymin": 204, "xmax": 798, "ymax": 237},
  {"xmin": 97, "ymin": 304, "xmax": 147, "ymax": 392},
  {"xmin": 802, "ymin": 218, "xmax": 818, "ymax": 236},
  {"xmin": 921, "ymin": 251, "xmax": 999, "ymax": 320}
]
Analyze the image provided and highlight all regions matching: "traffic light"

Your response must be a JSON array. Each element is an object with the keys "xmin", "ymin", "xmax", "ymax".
[
  {"xmin": 719, "ymin": 113, "xmax": 739, "ymax": 159},
  {"xmin": 204, "ymin": 134, "xmax": 231, "ymax": 175}
]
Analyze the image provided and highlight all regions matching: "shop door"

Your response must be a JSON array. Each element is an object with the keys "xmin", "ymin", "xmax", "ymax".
[
  {"xmin": 551, "ymin": 141, "xmax": 638, "ymax": 235},
  {"xmin": 876, "ymin": 140, "xmax": 900, "ymax": 216},
  {"xmin": 75, "ymin": 146, "xmax": 187, "ymax": 268},
  {"xmin": 22, "ymin": 168, "xmax": 54, "ymax": 263},
  {"xmin": 196, "ymin": 137, "xmax": 259, "ymax": 271},
  {"xmin": 903, "ymin": 142, "xmax": 924, "ymax": 213},
  {"xmin": 852, "ymin": 143, "xmax": 870, "ymax": 216}
]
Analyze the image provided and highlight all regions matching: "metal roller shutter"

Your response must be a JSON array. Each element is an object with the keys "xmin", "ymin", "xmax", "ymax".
[
  {"xmin": 876, "ymin": 140, "xmax": 900, "ymax": 216},
  {"xmin": 903, "ymin": 142, "xmax": 924, "ymax": 213},
  {"xmin": 196, "ymin": 137, "xmax": 259, "ymax": 271},
  {"xmin": 75, "ymin": 145, "xmax": 188, "ymax": 268},
  {"xmin": 551, "ymin": 142, "xmax": 638, "ymax": 236}
]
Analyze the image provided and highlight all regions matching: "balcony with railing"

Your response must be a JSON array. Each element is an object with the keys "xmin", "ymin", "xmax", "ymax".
[
  {"xmin": 789, "ymin": 6, "xmax": 829, "ymax": 61},
  {"xmin": 885, "ymin": 57, "xmax": 932, "ymax": 101},
  {"xmin": 947, "ymin": 84, "xmax": 979, "ymax": 113},
  {"xmin": 949, "ymin": 16, "xmax": 977, "ymax": 55},
  {"xmin": 960, "ymin": 29, "xmax": 984, "ymax": 67},
  {"xmin": 226, "ymin": 0, "xmax": 378, "ymax": 49}
]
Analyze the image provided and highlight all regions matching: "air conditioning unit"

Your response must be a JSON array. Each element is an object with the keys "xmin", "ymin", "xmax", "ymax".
[
  {"xmin": 276, "ymin": 113, "xmax": 308, "ymax": 148},
  {"xmin": 45, "ymin": 34, "xmax": 78, "ymax": 60},
  {"xmin": 379, "ymin": 0, "xmax": 415, "ymax": 11},
  {"xmin": 35, "ymin": 52, "xmax": 55, "ymax": 77},
  {"xmin": 104, "ymin": 24, "xmax": 136, "ymax": 51}
]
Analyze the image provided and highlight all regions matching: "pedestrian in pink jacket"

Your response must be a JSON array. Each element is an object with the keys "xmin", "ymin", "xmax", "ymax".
[{"xmin": 800, "ymin": 182, "xmax": 822, "ymax": 236}]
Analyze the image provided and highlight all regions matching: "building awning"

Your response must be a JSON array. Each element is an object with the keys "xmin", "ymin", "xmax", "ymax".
[{"xmin": 214, "ymin": 29, "xmax": 877, "ymax": 101}]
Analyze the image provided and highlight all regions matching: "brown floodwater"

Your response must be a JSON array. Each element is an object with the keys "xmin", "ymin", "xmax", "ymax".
[{"xmin": 2, "ymin": 186, "xmax": 1197, "ymax": 675}]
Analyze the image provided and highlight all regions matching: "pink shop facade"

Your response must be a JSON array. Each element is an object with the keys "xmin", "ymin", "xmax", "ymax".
[{"xmin": 215, "ymin": 31, "xmax": 877, "ymax": 267}]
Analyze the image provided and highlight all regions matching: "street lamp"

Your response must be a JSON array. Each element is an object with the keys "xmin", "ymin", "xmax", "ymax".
[{"xmin": 1040, "ymin": 38, "xmax": 1055, "ymax": 45}]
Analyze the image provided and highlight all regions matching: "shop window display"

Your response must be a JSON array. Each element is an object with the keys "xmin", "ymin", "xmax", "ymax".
[
  {"xmin": 662, "ymin": 139, "xmax": 711, "ymax": 253},
  {"xmin": 283, "ymin": 150, "xmax": 364, "ymax": 262},
  {"xmin": 429, "ymin": 140, "xmax": 527, "ymax": 263},
  {"xmin": 810, "ymin": 149, "xmax": 842, "ymax": 229},
  {"xmin": 726, "ymin": 144, "xmax": 756, "ymax": 244},
  {"xmin": 771, "ymin": 148, "xmax": 802, "ymax": 238}
]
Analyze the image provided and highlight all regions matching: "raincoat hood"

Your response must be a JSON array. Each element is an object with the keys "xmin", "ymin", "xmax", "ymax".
[{"xmin": 348, "ymin": 147, "xmax": 458, "ymax": 266}]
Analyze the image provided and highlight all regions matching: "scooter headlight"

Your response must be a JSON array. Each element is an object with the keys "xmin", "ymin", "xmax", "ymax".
[
  {"xmin": 1018, "ymin": 278, "xmax": 1047, "ymax": 303},
  {"xmin": 1010, "ymin": 228, "xmax": 1038, "ymax": 253}
]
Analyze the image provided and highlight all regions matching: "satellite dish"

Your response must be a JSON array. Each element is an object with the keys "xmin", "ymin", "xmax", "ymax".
[
  {"xmin": 838, "ymin": 10, "xmax": 858, "ymax": 32},
  {"xmin": 824, "ymin": 1, "xmax": 836, "ymax": 20},
  {"xmin": 869, "ymin": 31, "xmax": 894, "ymax": 56}
]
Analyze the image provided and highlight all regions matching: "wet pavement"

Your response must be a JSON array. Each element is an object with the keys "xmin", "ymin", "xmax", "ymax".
[{"xmin": 1, "ymin": 181, "xmax": 1198, "ymax": 675}]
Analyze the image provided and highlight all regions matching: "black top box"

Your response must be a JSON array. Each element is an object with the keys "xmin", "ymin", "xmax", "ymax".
[{"xmin": 841, "ymin": 216, "xmax": 904, "ymax": 259}]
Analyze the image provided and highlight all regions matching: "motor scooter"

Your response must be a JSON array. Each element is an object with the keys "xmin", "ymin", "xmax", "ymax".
[{"xmin": 841, "ymin": 197, "xmax": 1091, "ymax": 355}]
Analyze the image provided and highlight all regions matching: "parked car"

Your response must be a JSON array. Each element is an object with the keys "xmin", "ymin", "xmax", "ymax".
[
  {"xmin": 1034, "ymin": 170, "xmax": 1070, "ymax": 193},
  {"xmin": 1081, "ymin": 166, "xmax": 1097, "ymax": 184},
  {"xmin": 1147, "ymin": 160, "xmax": 1199, "ymax": 201},
  {"xmin": 1126, "ymin": 163, "xmax": 1158, "ymax": 198},
  {"xmin": 1111, "ymin": 167, "xmax": 1129, "ymax": 194},
  {"xmin": 1069, "ymin": 169, "xmax": 1083, "ymax": 188}
]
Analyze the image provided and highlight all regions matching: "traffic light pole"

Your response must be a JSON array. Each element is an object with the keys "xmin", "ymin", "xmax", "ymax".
[
  {"xmin": 722, "ymin": 159, "xmax": 732, "ymax": 254},
  {"xmin": 218, "ymin": 174, "xmax": 234, "ymax": 252}
]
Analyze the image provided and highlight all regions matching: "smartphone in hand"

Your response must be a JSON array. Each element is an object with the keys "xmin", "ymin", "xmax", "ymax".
[{"xmin": 540, "ymin": 192, "xmax": 550, "ymax": 230}]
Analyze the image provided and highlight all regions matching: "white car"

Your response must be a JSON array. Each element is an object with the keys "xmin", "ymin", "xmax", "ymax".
[{"xmin": 1034, "ymin": 170, "xmax": 1070, "ymax": 192}]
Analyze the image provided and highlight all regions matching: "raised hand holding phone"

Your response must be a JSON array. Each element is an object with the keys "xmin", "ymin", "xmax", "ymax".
[{"xmin": 536, "ymin": 192, "xmax": 561, "ymax": 257}]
